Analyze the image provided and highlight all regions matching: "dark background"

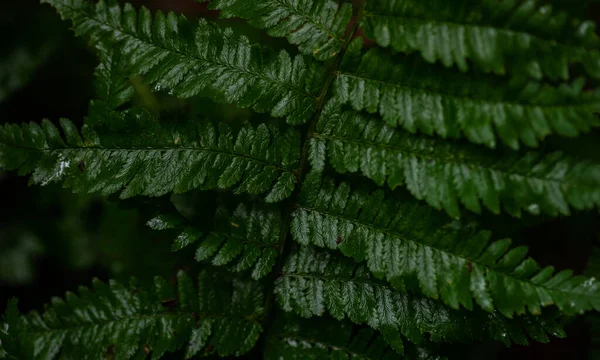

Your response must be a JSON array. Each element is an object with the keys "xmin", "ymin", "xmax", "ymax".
[{"xmin": 1, "ymin": 0, "xmax": 599, "ymax": 359}]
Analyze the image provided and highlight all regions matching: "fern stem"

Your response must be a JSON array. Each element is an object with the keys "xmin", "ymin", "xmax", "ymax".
[{"xmin": 260, "ymin": 2, "xmax": 366, "ymax": 341}]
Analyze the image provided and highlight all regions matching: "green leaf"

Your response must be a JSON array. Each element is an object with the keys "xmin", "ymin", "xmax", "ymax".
[
  {"xmin": 275, "ymin": 246, "xmax": 564, "ymax": 346},
  {"xmin": 5, "ymin": 271, "xmax": 263, "ymax": 359},
  {"xmin": 291, "ymin": 174, "xmax": 600, "ymax": 317},
  {"xmin": 0, "ymin": 108, "xmax": 300, "ymax": 199},
  {"xmin": 313, "ymin": 104, "xmax": 600, "ymax": 217},
  {"xmin": 201, "ymin": 0, "xmax": 353, "ymax": 61},
  {"xmin": 0, "ymin": 227, "xmax": 43, "ymax": 285},
  {"xmin": 153, "ymin": 204, "xmax": 281, "ymax": 279},
  {"xmin": 586, "ymin": 245, "xmax": 600, "ymax": 359},
  {"xmin": 1, "ymin": 299, "xmax": 30, "ymax": 360},
  {"xmin": 265, "ymin": 172, "xmax": 298, "ymax": 203},
  {"xmin": 363, "ymin": 0, "xmax": 600, "ymax": 80},
  {"xmin": 0, "ymin": 48, "xmax": 49, "ymax": 105},
  {"xmin": 335, "ymin": 48, "xmax": 600, "ymax": 149},
  {"xmin": 265, "ymin": 313, "xmax": 447, "ymax": 359},
  {"xmin": 42, "ymin": 0, "xmax": 320, "ymax": 124},
  {"xmin": 93, "ymin": 45, "xmax": 135, "ymax": 110}
]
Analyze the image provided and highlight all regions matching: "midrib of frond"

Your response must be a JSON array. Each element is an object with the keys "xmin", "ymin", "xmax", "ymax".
[
  {"xmin": 311, "ymin": 133, "xmax": 581, "ymax": 186},
  {"xmin": 363, "ymin": 11, "xmax": 598, "ymax": 54},
  {"xmin": 60, "ymin": 3, "xmax": 316, "ymax": 101},
  {"xmin": 27, "ymin": 311, "xmax": 259, "ymax": 336},
  {"xmin": 335, "ymin": 72, "xmax": 598, "ymax": 110},
  {"xmin": 261, "ymin": 1, "xmax": 365, "ymax": 337},
  {"xmin": 280, "ymin": 272, "xmax": 382, "ymax": 288},
  {"xmin": 5, "ymin": 145, "xmax": 294, "ymax": 173},
  {"xmin": 295, "ymin": 204, "xmax": 600, "ymax": 302}
]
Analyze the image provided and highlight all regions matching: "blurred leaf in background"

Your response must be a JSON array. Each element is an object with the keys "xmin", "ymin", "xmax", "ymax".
[{"xmin": 0, "ymin": 226, "xmax": 43, "ymax": 285}]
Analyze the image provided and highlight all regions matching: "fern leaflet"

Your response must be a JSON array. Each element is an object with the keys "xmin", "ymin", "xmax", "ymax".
[
  {"xmin": 265, "ymin": 314, "xmax": 446, "ymax": 360},
  {"xmin": 2, "ymin": 271, "xmax": 263, "ymax": 359},
  {"xmin": 149, "ymin": 203, "xmax": 281, "ymax": 279},
  {"xmin": 42, "ymin": 0, "xmax": 321, "ymax": 124},
  {"xmin": 275, "ymin": 246, "xmax": 565, "ymax": 347},
  {"xmin": 311, "ymin": 104, "xmax": 600, "ymax": 217},
  {"xmin": 200, "ymin": 0, "xmax": 353, "ymax": 61},
  {"xmin": 335, "ymin": 48, "xmax": 600, "ymax": 149},
  {"xmin": 0, "ymin": 107, "xmax": 300, "ymax": 200},
  {"xmin": 362, "ymin": 0, "xmax": 600, "ymax": 80},
  {"xmin": 93, "ymin": 45, "xmax": 135, "ymax": 110},
  {"xmin": 291, "ymin": 173, "xmax": 600, "ymax": 317}
]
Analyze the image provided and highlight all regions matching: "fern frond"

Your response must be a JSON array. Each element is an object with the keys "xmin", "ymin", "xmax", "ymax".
[
  {"xmin": 311, "ymin": 104, "xmax": 600, "ymax": 217},
  {"xmin": 200, "ymin": 0, "xmax": 353, "ymax": 61},
  {"xmin": 362, "ymin": 0, "xmax": 600, "ymax": 80},
  {"xmin": 4, "ymin": 271, "xmax": 263, "ymax": 359},
  {"xmin": 42, "ymin": 0, "xmax": 320, "ymax": 124},
  {"xmin": 335, "ymin": 48, "xmax": 600, "ymax": 149},
  {"xmin": 93, "ymin": 45, "xmax": 135, "ymax": 110},
  {"xmin": 146, "ymin": 212, "xmax": 204, "ymax": 251},
  {"xmin": 290, "ymin": 173, "xmax": 600, "ymax": 317},
  {"xmin": 265, "ymin": 314, "xmax": 446, "ymax": 360},
  {"xmin": 275, "ymin": 246, "xmax": 565, "ymax": 346},
  {"xmin": 0, "ymin": 300, "xmax": 27, "ymax": 360},
  {"xmin": 587, "ymin": 246, "xmax": 600, "ymax": 359},
  {"xmin": 148, "ymin": 203, "xmax": 281, "ymax": 279},
  {"xmin": 0, "ymin": 109, "xmax": 300, "ymax": 199}
]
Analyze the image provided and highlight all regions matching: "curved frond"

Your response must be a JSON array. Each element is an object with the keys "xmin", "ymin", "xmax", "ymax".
[
  {"xmin": 201, "ymin": 0, "xmax": 353, "ymax": 61},
  {"xmin": 275, "ymin": 246, "xmax": 565, "ymax": 346},
  {"xmin": 291, "ymin": 173, "xmax": 600, "ymax": 317},
  {"xmin": 148, "ymin": 204, "xmax": 281, "ymax": 279},
  {"xmin": 311, "ymin": 104, "xmax": 600, "ymax": 217},
  {"xmin": 42, "ymin": 0, "xmax": 320, "ymax": 124},
  {"xmin": 335, "ymin": 49, "xmax": 600, "ymax": 149},
  {"xmin": 0, "ymin": 108, "xmax": 300, "ymax": 199},
  {"xmin": 4, "ymin": 271, "xmax": 263, "ymax": 359},
  {"xmin": 362, "ymin": 0, "xmax": 600, "ymax": 80},
  {"xmin": 265, "ymin": 314, "xmax": 446, "ymax": 359}
]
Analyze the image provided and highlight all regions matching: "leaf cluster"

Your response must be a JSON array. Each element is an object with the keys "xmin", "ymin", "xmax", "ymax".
[{"xmin": 1, "ymin": 0, "xmax": 600, "ymax": 358}]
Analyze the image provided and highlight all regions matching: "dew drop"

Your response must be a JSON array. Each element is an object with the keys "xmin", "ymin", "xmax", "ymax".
[{"xmin": 527, "ymin": 203, "xmax": 540, "ymax": 215}]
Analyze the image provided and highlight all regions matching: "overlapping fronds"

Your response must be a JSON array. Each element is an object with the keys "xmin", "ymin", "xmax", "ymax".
[
  {"xmin": 290, "ymin": 173, "xmax": 600, "ymax": 317},
  {"xmin": 42, "ymin": 0, "xmax": 321, "ymax": 124},
  {"xmin": 2, "ymin": 271, "xmax": 263, "ymax": 359},
  {"xmin": 0, "ymin": 108, "xmax": 300, "ymax": 200},
  {"xmin": 335, "ymin": 49, "xmax": 600, "ymax": 149},
  {"xmin": 275, "ymin": 246, "xmax": 566, "ymax": 346},
  {"xmin": 265, "ymin": 314, "xmax": 447, "ymax": 360},
  {"xmin": 148, "ymin": 203, "xmax": 281, "ymax": 279},
  {"xmin": 362, "ymin": 0, "xmax": 600, "ymax": 80},
  {"xmin": 201, "ymin": 0, "xmax": 353, "ymax": 61},
  {"xmin": 7, "ymin": 0, "xmax": 600, "ymax": 357},
  {"xmin": 311, "ymin": 104, "xmax": 600, "ymax": 217}
]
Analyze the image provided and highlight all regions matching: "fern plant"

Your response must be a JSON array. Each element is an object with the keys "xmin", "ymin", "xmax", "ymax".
[{"xmin": 1, "ymin": 0, "xmax": 600, "ymax": 358}]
